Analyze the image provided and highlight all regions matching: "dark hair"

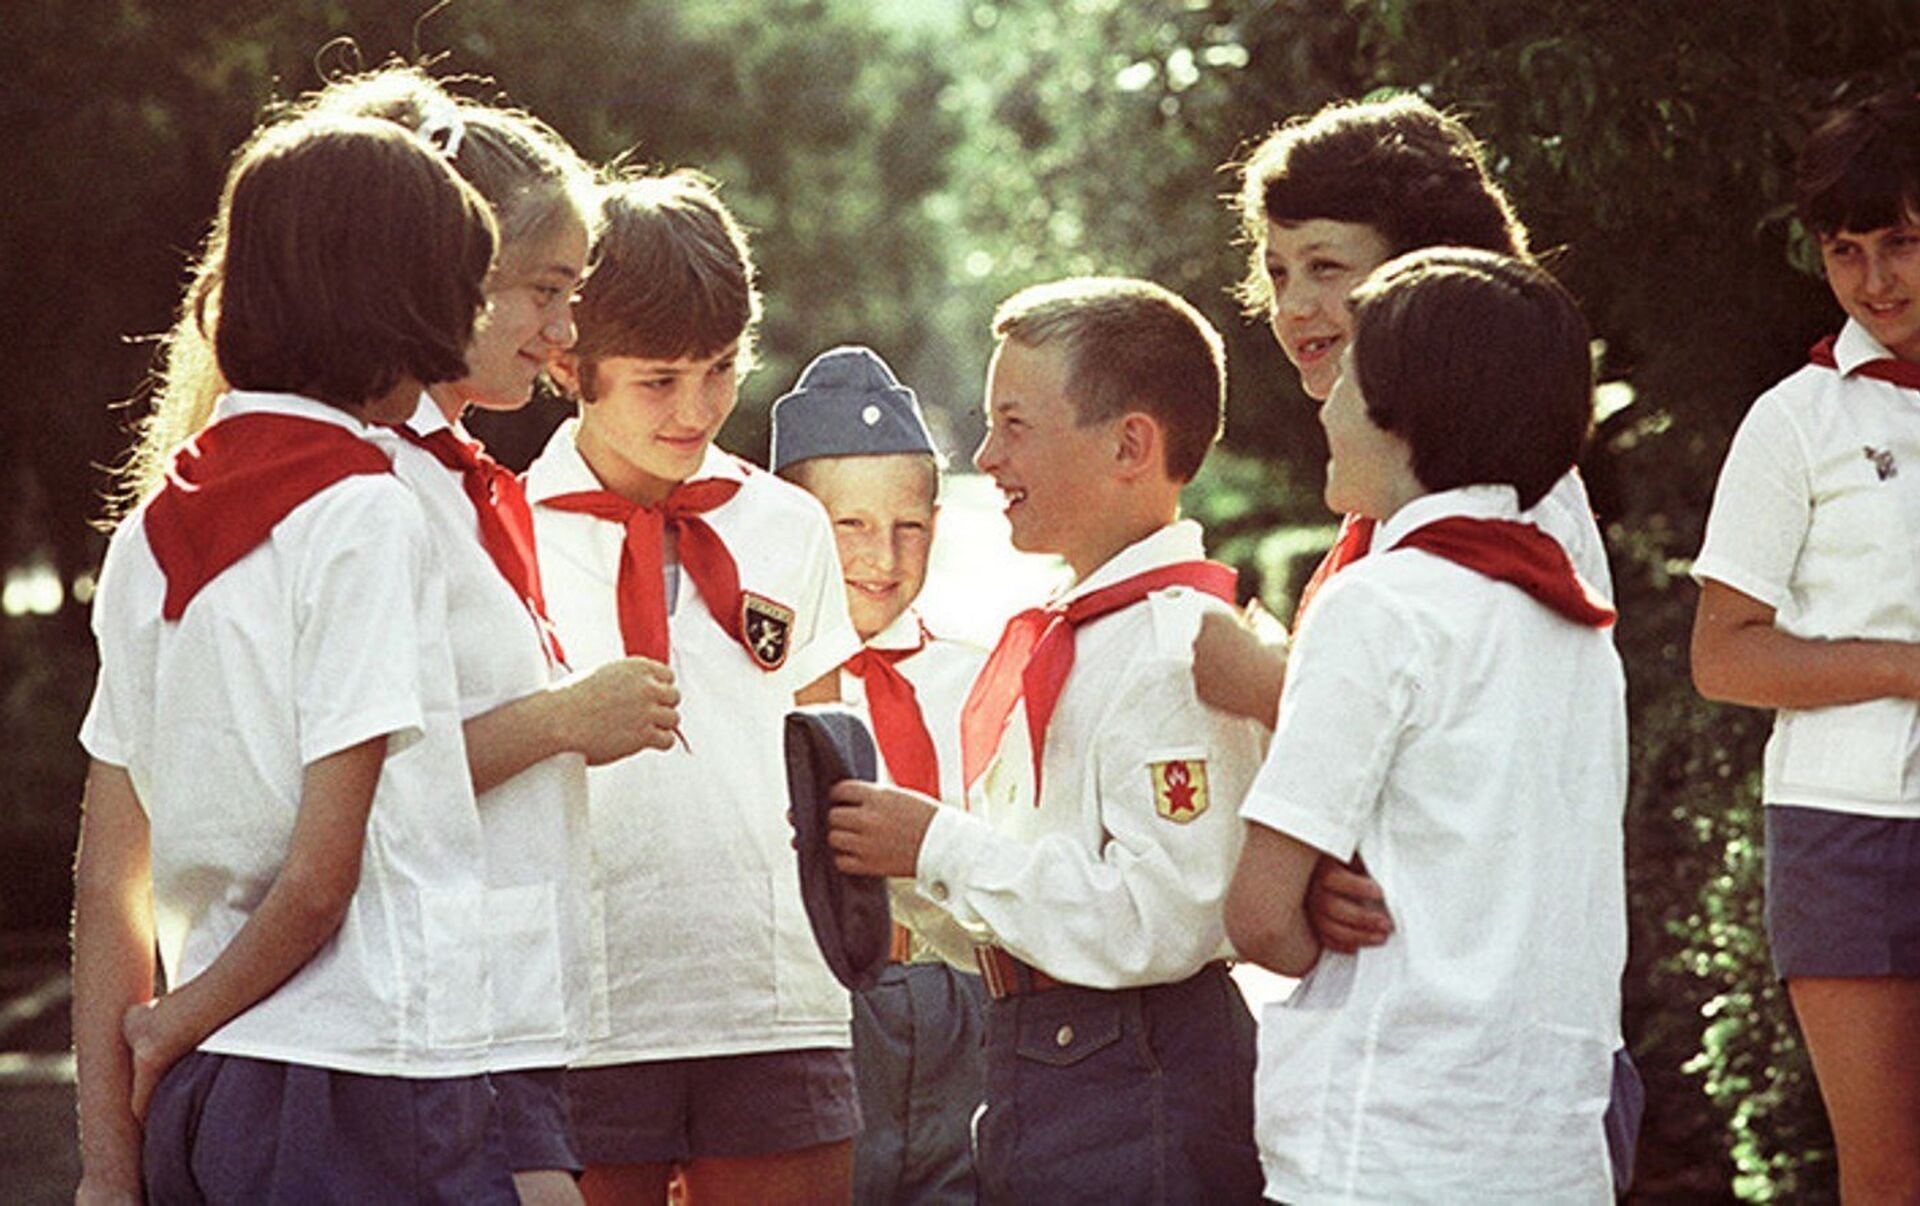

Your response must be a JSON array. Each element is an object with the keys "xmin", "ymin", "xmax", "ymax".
[
  {"xmin": 1349, "ymin": 248, "xmax": 1591, "ymax": 510},
  {"xmin": 568, "ymin": 170, "xmax": 760, "ymax": 397},
  {"xmin": 1233, "ymin": 94, "xmax": 1529, "ymax": 313},
  {"xmin": 992, "ymin": 277, "xmax": 1225, "ymax": 483},
  {"xmin": 1797, "ymin": 87, "xmax": 1920, "ymax": 237},
  {"xmin": 213, "ymin": 115, "xmax": 496, "ymax": 409},
  {"xmin": 302, "ymin": 65, "xmax": 595, "ymax": 255}
]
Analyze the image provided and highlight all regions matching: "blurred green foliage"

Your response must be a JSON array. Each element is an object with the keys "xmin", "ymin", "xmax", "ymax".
[{"xmin": 5, "ymin": 0, "xmax": 1918, "ymax": 1197}]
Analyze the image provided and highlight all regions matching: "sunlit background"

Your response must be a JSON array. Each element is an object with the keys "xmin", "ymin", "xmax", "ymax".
[{"xmin": 4, "ymin": 1, "xmax": 1914, "ymax": 1199}]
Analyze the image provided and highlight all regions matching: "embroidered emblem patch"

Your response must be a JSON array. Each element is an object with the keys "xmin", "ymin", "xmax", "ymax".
[
  {"xmin": 1150, "ymin": 758, "xmax": 1209, "ymax": 823},
  {"xmin": 740, "ymin": 591, "xmax": 794, "ymax": 671},
  {"xmin": 1864, "ymin": 445, "xmax": 1898, "ymax": 481}
]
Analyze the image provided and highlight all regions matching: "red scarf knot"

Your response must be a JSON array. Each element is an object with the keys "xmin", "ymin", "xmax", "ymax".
[{"xmin": 539, "ymin": 478, "xmax": 745, "ymax": 664}]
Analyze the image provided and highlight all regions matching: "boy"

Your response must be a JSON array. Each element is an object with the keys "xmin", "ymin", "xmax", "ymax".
[
  {"xmin": 1223, "ymin": 248, "xmax": 1625, "ymax": 1200},
  {"xmin": 523, "ymin": 171, "xmax": 864, "ymax": 1204},
  {"xmin": 769, "ymin": 344, "xmax": 988, "ymax": 1204},
  {"xmin": 73, "ymin": 115, "xmax": 514, "ymax": 1202},
  {"xmin": 827, "ymin": 278, "xmax": 1267, "ymax": 1203}
]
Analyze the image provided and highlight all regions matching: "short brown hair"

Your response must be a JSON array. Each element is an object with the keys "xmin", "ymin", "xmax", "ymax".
[
  {"xmin": 992, "ymin": 277, "xmax": 1225, "ymax": 483},
  {"xmin": 568, "ymin": 170, "xmax": 760, "ymax": 397},
  {"xmin": 1349, "ymin": 248, "xmax": 1591, "ymax": 510},
  {"xmin": 1796, "ymin": 86, "xmax": 1920, "ymax": 237},
  {"xmin": 1233, "ymin": 94, "xmax": 1529, "ymax": 314},
  {"xmin": 213, "ymin": 115, "xmax": 496, "ymax": 409}
]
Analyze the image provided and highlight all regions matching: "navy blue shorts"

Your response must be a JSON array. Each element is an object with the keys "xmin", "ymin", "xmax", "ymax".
[
  {"xmin": 143, "ymin": 1051, "xmax": 515, "ymax": 1203},
  {"xmin": 975, "ymin": 962, "xmax": 1261, "ymax": 1204},
  {"xmin": 493, "ymin": 1068, "xmax": 582, "ymax": 1175},
  {"xmin": 1765, "ymin": 804, "xmax": 1920, "ymax": 979},
  {"xmin": 565, "ymin": 1048, "xmax": 859, "ymax": 1165}
]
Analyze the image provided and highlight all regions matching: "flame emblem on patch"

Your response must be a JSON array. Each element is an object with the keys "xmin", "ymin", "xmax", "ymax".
[{"xmin": 1151, "ymin": 758, "xmax": 1209, "ymax": 823}]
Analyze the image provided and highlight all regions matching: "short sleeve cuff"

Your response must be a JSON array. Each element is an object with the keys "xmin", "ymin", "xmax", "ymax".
[
  {"xmin": 299, "ymin": 703, "xmax": 425, "ymax": 766},
  {"xmin": 1241, "ymin": 786, "xmax": 1358, "ymax": 863},
  {"xmin": 1688, "ymin": 553, "xmax": 1790, "ymax": 613}
]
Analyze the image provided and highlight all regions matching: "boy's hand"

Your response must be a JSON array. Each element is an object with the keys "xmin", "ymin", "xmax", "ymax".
[
  {"xmin": 825, "ymin": 781, "xmax": 937, "ymax": 878},
  {"xmin": 558, "ymin": 657, "xmax": 681, "ymax": 764},
  {"xmin": 1307, "ymin": 855, "xmax": 1393, "ymax": 953},
  {"xmin": 121, "ymin": 997, "xmax": 187, "ymax": 1123},
  {"xmin": 1192, "ymin": 607, "xmax": 1288, "ymax": 726}
]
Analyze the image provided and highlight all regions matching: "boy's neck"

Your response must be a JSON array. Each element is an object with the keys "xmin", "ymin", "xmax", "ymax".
[{"xmin": 1062, "ymin": 501, "xmax": 1180, "ymax": 584}]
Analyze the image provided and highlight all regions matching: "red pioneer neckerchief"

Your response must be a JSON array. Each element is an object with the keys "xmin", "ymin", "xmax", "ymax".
[
  {"xmin": 844, "ymin": 619, "xmax": 940, "ymax": 798},
  {"xmin": 1397, "ymin": 516, "xmax": 1616, "ymax": 627},
  {"xmin": 1292, "ymin": 512, "xmax": 1375, "ymax": 626},
  {"xmin": 398, "ymin": 424, "xmax": 564, "ymax": 665},
  {"xmin": 538, "ymin": 478, "xmax": 745, "ymax": 663},
  {"xmin": 145, "ymin": 412, "xmax": 391, "ymax": 621},
  {"xmin": 960, "ymin": 560, "xmax": 1238, "ymax": 801}
]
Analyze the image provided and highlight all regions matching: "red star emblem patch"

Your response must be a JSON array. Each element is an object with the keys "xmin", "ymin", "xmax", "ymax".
[{"xmin": 1150, "ymin": 758, "xmax": 1210, "ymax": 824}]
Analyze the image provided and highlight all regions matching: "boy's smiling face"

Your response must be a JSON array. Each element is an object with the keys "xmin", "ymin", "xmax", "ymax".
[
  {"xmin": 1821, "ymin": 212, "xmax": 1920, "ymax": 363},
  {"xmin": 567, "ymin": 341, "xmax": 741, "ymax": 504},
  {"xmin": 799, "ymin": 454, "xmax": 937, "ymax": 641},
  {"xmin": 974, "ymin": 338, "xmax": 1115, "ymax": 575}
]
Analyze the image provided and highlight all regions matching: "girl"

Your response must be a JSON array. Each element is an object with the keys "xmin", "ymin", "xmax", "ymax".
[
  {"xmin": 73, "ymin": 112, "xmax": 514, "ymax": 1201},
  {"xmin": 1691, "ymin": 85, "xmax": 1920, "ymax": 1202},
  {"xmin": 308, "ymin": 68, "xmax": 684, "ymax": 1206}
]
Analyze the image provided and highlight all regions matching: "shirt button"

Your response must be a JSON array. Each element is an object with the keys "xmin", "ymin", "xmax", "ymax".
[
  {"xmin": 1055, "ymin": 1024, "xmax": 1074, "ymax": 1048},
  {"xmin": 928, "ymin": 882, "xmax": 948, "ymax": 902}
]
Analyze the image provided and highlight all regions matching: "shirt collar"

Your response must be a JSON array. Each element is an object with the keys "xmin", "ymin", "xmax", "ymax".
[
  {"xmin": 1833, "ymin": 317, "xmax": 1899, "ymax": 376},
  {"xmin": 216, "ymin": 390, "xmax": 372, "ymax": 434},
  {"xmin": 1374, "ymin": 485, "xmax": 1524, "ymax": 553},
  {"xmin": 865, "ymin": 607, "xmax": 928, "ymax": 652},
  {"xmin": 523, "ymin": 418, "xmax": 748, "ymax": 503},
  {"xmin": 1057, "ymin": 518, "xmax": 1207, "ymax": 605},
  {"xmin": 403, "ymin": 393, "xmax": 453, "ymax": 439}
]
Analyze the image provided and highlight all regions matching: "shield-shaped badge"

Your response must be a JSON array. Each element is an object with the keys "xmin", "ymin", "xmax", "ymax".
[
  {"xmin": 1150, "ymin": 758, "xmax": 1210, "ymax": 823},
  {"xmin": 741, "ymin": 591, "xmax": 795, "ymax": 671}
]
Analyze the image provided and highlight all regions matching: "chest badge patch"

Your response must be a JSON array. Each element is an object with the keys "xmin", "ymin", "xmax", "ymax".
[
  {"xmin": 1150, "ymin": 758, "xmax": 1210, "ymax": 823},
  {"xmin": 741, "ymin": 591, "xmax": 794, "ymax": 671}
]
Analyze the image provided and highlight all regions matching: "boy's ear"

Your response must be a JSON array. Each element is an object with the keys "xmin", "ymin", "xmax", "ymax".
[
  {"xmin": 1114, "ymin": 412, "xmax": 1165, "ymax": 483},
  {"xmin": 548, "ymin": 351, "xmax": 585, "ymax": 400}
]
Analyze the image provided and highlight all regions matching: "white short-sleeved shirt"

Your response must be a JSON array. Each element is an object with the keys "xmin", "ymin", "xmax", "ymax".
[
  {"xmin": 1693, "ymin": 319, "xmax": 1920, "ymax": 818},
  {"xmin": 525, "ymin": 422, "xmax": 863, "ymax": 1064},
  {"xmin": 79, "ymin": 390, "xmax": 496, "ymax": 1078},
  {"xmin": 1241, "ymin": 485, "xmax": 1626, "ymax": 1203},
  {"xmin": 839, "ymin": 609, "xmax": 987, "ymax": 969},
  {"xmin": 914, "ymin": 520, "xmax": 1269, "ymax": 989},
  {"xmin": 395, "ymin": 398, "xmax": 591, "ymax": 1070},
  {"xmin": 1532, "ymin": 468, "xmax": 1614, "ymax": 607}
]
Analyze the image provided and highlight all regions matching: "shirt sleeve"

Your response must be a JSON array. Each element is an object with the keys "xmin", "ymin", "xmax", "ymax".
[
  {"xmin": 1691, "ymin": 388, "xmax": 1811, "ymax": 611},
  {"xmin": 915, "ymin": 602, "xmax": 1267, "ymax": 988},
  {"xmin": 776, "ymin": 494, "xmax": 863, "ymax": 690},
  {"xmin": 1240, "ymin": 572, "xmax": 1419, "ymax": 861},
  {"xmin": 291, "ymin": 480, "xmax": 430, "ymax": 764},
  {"xmin": 77, "ymin": 529, "xmax": 135, "ymax": 767}
]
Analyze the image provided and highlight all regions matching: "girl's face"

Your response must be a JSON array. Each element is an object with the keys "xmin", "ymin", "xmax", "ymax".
[
  {"xmin": 570, "ymin": 342, "xmax": 742, "ymax": 505},
  {"xmin": 1319, "ymin": 345, "xmax": 1418, "ymax": 521},
  {"xmin": 453, "ymin": 216, "xmax": 590, "ymax": 415},
  {"xmin": 1263, "ymin": 218, "xmax": 1397, "ymax": 401},
  {"xmin": 1821, "ymin": 214, "xmax": 1920, "ymax": 363}
]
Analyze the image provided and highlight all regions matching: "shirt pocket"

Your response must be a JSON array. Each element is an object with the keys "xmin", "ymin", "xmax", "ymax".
[
  {"xmin": 1771, "ymin": 698, "xmax": 1917, "ymax": 804},
  {"xmin": 485, "ymin": 882, "xmax": 567, "ymax": 1044},
  {"xmin": 419, "ymin": 884, "xmax": 492, "ymax": 1049}
]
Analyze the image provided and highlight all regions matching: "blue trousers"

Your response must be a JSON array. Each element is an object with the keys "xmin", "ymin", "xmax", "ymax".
[
  {"xmin": 975, "ymin": 963, "xmax": 1261, "ymax": 1205},
  {"xmin": 852, "ymin": 962, "xmax": 988, "ymax": 1205}
]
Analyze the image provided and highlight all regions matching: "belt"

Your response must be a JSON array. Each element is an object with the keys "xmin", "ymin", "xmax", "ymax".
[
  {"xmin": 889, "ymin": 922, "xmax": 914, "ymax": 964},
  {"xmin": 974, "ymin": 944, "xmax": 1063, "ymax": 999}
]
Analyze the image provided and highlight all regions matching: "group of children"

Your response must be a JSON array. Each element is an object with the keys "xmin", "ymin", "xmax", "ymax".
[{"xmin": 68, "ymin": 56, "xmax": 1919, "ymax": 1206}]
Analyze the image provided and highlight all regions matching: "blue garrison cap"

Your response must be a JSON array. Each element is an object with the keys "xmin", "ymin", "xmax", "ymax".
[{"xmin": 769, "ymin": 345, "xmax": 939, "ymax": 473}]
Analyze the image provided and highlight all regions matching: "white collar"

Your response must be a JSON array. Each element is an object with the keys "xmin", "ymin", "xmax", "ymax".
[
  {"xmin": 215, "ymin": 390, "xmax": 373, "ymax": 434},
  {"xmin": 403, "ymin": 393, "xmax": 454, "ymax": 439},
  {"xmin": 1833, "ymin": 318, "xmax": 1900, "ymax": 376},
  {"xmin": 1374, "ymin": 485, "xmax": 1524, "ymax": 553},
  {"xmin": 865, "ymin": 606, "xmax": 929, "ymax": 653},
  {"xmin": 1057, "ymin": 518, "xmax": 1207, "ymax": 605}
]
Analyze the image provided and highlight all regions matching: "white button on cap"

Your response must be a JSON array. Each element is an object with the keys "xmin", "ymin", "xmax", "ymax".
[
  {"xmin": 1055, "ymin": 1024, "xmax": 1074, "ymax": 1047},
  {"xmin": 862, "ymin": 404, "xmax": 882, "ymax": 426}
]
